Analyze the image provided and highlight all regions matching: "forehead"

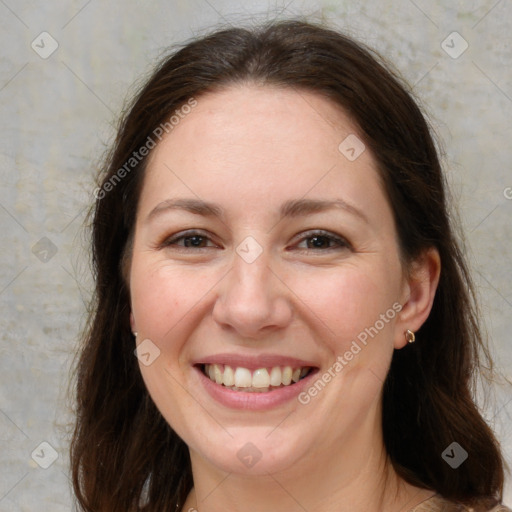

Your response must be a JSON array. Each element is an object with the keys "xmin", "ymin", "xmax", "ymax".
[
  {"xmin": 161, "ymin": 84, "xmax": 360, "ymax": 157},
  {"xmin": 138, "ymin": 84, "xmax": 388, "ymax": 224}
]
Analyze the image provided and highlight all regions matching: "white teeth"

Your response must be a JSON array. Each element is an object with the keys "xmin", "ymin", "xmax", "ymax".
[
  {"xmin": 269, "ymin": 366, "xmax": 282, "ymax": 386},
  {"xmin": 234, "ymin": 367, "xmax": 252, "ymax": 387},
  {"xmin": 252, "ymin": 368, "xmax": 270, "ymax": 388},
  {"xmin": 223, "ymin": 365, "xmax": 235, "ymax": 386},
  {"xmin": 203, "ymin": 364, "xmax": 311, "ymax": 391},
  {"xmin": 213, "ymin": 364, "xmax": 223, "ymax": 384},
  {"xmin": 282, "ymin": 366, "xmax": 292, "ymax": 385}
]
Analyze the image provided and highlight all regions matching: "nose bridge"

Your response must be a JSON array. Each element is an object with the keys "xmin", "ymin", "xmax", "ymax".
[
  {"xmin": 212, "ymin": 240, "xmax": 292, "ymax": 336},
  {"xmin": 232, "ymin": 247, "xmax": 271, "ymax": 296},
  {"xmin": 230, "ymin": 233, "xmax": 273, "ymax": 298},
  {"xmin": 229, "ymin": 245, "xmax": 274, "ymax": 311}
]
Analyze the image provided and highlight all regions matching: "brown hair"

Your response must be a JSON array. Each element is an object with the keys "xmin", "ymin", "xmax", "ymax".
[{"xmin": 71, "ymin": 18, "xmax": 509, "ymax": 511}]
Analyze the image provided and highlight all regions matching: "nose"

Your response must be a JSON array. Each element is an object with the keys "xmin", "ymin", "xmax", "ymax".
[{"xmin": 212, "ymin": 249, "xmax": 293, "ymax": 339}]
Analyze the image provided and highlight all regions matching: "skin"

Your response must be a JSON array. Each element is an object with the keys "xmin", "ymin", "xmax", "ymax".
[{"xmin": 128, "ymin": 84, "xmax": 441, "ymax": 512}]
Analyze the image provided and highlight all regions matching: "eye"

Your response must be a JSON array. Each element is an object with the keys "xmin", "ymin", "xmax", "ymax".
[
  {"xmin": 292, "ymin": 230, "xmax": 351, "ymax": 251},
  {"xmin": 159, "ymin": 230, "xmax": 218, "ymax": 249}
]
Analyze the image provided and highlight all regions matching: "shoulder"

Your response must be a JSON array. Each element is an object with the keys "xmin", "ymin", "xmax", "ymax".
[{"xmin": 410, "ymin": 494, "xmax": 512, "ymax": 512}]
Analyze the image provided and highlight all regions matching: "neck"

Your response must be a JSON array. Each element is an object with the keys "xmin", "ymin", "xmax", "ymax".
[{"xmin": 181, "ymin": 407, "xmax": 433, "ymax": 512}]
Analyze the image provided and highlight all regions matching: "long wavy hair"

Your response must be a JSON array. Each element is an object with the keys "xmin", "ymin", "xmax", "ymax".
[{"xmin": 71, "ymin": 19, "xmax": 509, "ymax": 511}]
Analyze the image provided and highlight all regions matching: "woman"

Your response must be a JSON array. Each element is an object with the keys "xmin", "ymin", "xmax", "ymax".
[{"xmin": 71, "ymin": 19, "xmax": 511, "ymax": 512}]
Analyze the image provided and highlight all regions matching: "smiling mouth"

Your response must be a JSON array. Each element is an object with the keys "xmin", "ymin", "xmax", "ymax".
[{"xmin": 199, "ymin": 363, "xmax": 314, "ymax": 392}]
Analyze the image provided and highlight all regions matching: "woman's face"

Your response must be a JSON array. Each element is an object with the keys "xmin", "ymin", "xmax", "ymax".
[{"xmin": 129, "ymin": 85, "xmax": 416, "ymax": 476}]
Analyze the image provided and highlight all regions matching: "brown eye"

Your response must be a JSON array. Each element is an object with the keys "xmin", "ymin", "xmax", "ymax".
[
  {"xmin": 294, "ymin": 230, "xmax": 351, "ymax": 251},
  {"xmin": 160, "ymin": 230, "xmax": 216, "ymax": 249},
  {"xmin": 306, "ymin": 235, "xmax": 334, "ymax": 249},
  {"xmin": 181, "ymin": 235, "xmax": 207, "ymax": 247}
]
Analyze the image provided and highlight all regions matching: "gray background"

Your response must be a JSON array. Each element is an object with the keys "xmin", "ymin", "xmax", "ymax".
[{"xmin": 0, "ymin": 1, "xmax": 511, "ymax": 510}]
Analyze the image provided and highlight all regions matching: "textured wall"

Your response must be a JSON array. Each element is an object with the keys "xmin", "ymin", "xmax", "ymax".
[{"xmin": 0, "ymin": 1, "xmax": 510, "ymax": 510}]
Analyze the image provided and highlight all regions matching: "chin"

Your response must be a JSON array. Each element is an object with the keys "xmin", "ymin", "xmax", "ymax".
[{"xmin": 188, "ymin": 427, "xmax": 311, "ymax": 476}]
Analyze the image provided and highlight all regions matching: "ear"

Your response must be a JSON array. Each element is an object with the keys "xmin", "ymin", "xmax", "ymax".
[{"xmin": 394, "ymin": 247, "xmax": 441, "ymax": 349}]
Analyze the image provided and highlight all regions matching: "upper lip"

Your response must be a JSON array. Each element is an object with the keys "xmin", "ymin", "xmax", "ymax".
[{"xmin": 192, "ymin": 353, "xmax": 319, "ymax": 371}]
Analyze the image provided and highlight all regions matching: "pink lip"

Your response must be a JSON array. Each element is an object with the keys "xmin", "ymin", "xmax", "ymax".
[
  {"xmin": 191, "ymin": 353, "xmax": 318, "ymax": 371},
  {"xmin": 193, "ymin": 364, "xmax": 319, "ymax": 411}
]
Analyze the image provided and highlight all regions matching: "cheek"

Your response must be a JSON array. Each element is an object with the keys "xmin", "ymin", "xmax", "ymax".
[
  {"xmin": 130, "ymin": 263, "xmax": 215, "ymax": 427},
  {"xmin": 130, "ymin": 262, "xmax": 214, "ymax": 343},
  {"xmin": 295, "ymin": 264, "xmax": 399, "ymax": 347}
]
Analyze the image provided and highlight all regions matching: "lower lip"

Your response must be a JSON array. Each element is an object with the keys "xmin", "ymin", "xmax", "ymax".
[{"xmin": 194, "ymin": 366, "xmax": 318, "ymax": 411}]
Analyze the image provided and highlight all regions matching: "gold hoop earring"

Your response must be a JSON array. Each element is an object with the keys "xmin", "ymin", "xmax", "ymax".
[{"xmin": 405, "ymin": 329, "xmax": 415, "ymax": 343}]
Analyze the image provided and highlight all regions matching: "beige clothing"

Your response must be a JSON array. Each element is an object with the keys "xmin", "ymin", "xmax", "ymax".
[{"xmin": 410, "ymin": 494, "xmax": 512, "ymax": 512}]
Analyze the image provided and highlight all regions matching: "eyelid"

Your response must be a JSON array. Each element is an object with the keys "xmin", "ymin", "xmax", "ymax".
[
  {"xmin": 291, "ymin": 229, "xmax": 352, "ymax": 251},
  {"xmin": 158, "ymin": 229, "xmax": 352, "ymax": 251},
  {"xmin": 159, "ymin": 229, "xmax": 219, "ymax": 249}
]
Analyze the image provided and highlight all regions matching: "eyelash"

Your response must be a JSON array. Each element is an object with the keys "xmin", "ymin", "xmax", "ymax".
[{"xmin": 159, "ymin": 229, "xmax": 352, "ymax": 252}]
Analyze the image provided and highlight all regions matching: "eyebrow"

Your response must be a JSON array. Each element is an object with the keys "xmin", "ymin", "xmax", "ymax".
[{"xmin": 146, "ymin": 197, "xmax": 368, "ymax": 224}]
